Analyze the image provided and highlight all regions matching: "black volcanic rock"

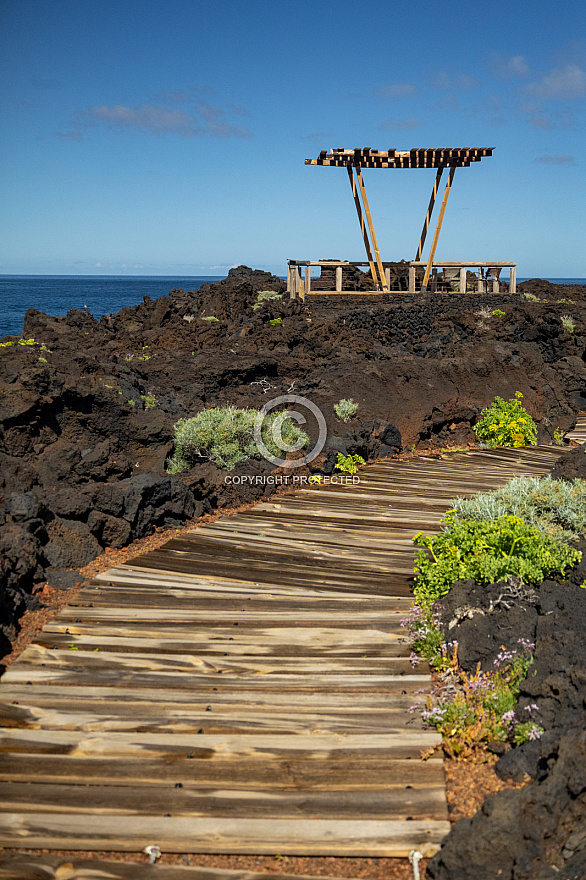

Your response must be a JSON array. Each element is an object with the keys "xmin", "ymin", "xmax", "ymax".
[{"xmin": 1, "ymin": 270, "xmax": 586, "ymax": 659}]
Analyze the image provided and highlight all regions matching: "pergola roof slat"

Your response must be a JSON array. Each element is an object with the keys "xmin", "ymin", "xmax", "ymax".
[{"xmin": 305, "ymin": 147, "xmax": 493, "ymax": 169}]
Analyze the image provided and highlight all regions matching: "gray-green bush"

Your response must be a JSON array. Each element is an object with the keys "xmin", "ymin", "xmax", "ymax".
[
  {"xmin": 167, "ymin": 406, "xmax": 309, "ymax": 472},
  {"xmin": 252, "ymin": 291, "xmax": 283, "ymax": 311},
  {"xmin": 333, "ymin": 398, "xmax": 359, "ymax": 422},
  {"xmin": 451, "ymin": 475, "xmax": 586, "ymax": 540}
]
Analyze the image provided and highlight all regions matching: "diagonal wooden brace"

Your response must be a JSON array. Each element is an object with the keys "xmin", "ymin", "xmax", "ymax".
[
  {"xmin": 415, "ymin": 167, "xmax": 444, "ymax": 262},
  {"xmin": 422, "ymin": 166, "xmax": 456, "ymax": 291}
]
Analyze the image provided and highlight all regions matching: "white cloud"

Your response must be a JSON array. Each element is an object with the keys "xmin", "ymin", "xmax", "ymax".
[
  {"xmin": 378, "ymin": 116, "xmax": 420, "ymax": 130},
  {"xmin": 529, "ymin": 115, "xmax": 553, "ymax": 130},
  {"xmin": 57, "ymin": 129, "xmax": 83, "ymax": 141},
  {"xmin": 75, "ymin": 100, "xmax": 252, "ymax": 139},
  {"xmin": 302, "ymin": 131, "xmax": 332, "ymax": 141},
  {"xmin": 534, "ymin": 155, "xmax": 576, "ymax": 165},
  {"xmin": 431, "ymin": 72, "xmax": 478, "ymax": 90},
  {"xmin": 86, "ymin": 104, "xmax": 199, "ymax": 135},
  {"xmin": 489, "ymin": 54, "xmax": 530, "ymax": 79},
  {"xmin": 372, "ymin": 83, "xmax": 416, "ymax": 100},
  {"xmin": 526, "ymin": 64, "xmax": 586, "ymax": 101},
  {"xmin": 526, "ymin": 109, "xmax": 581, "ymax": 130}
]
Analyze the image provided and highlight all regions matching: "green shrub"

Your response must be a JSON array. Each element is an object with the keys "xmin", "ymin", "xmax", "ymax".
[
  {"xmin": 252, "ymin": 291, "xmax": 283, "ymax": 311},
  {"xmin": 333, "ymin": 398, "xmax": 359, "ymax": 422},
  {"xmin": 492, "ymin": 309, "xmax": 505, "ymax": 317},
  {"xmin": 412, "ymin": 513, "xmax": 581, "ymax": 605},
  {"xmin": 561, "ymin": 314, "xmax": 575, "ymax": 333},
  {"xmin": 140, "ymin": 394, "xmax": 157, "ymax": 409},
  {"xmin": 451, "ymin": 475, "xmax": 586, "ymax": 540},
  {"xmin": 473, "ymin": 391, "xmax": 537, "ymax": 448},
  {"xmin": 202, "ymin": 315, "xmax": 219, "ymax": 323},
  {"xmin": 523, "ymin": 292, "xmax": 540, "ymax": 302},
  {"xmin": 334, "ymin": 453, "xmax": 365, "ymax": 474},
  {"xmin": 167, "ymin": 406, "xmax": 309, "ymax": 472}
]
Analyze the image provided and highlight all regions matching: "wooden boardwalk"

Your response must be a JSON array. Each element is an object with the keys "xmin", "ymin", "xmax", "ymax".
[
  {"xmin": 0, "ymin": 444, "xmax": 568, "ymax": 861},
  {"xmin": 566, "ymin": 412, "xmax": 586, "ymax": 444}
]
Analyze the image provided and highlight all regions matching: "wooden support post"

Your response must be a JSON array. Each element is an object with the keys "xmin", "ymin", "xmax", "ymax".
[
  {"xmin": 385, "ymin": 267, "xmax": 391, "ymax": 289},
  {"xmin": 477, "ymin": 269, "xmax": 483, "ymax": 294},
  {"xmin": 422, "ymin": 166, "xmax": 456, "ymax": 291},
  {"xmin": 305, "ymin": 265, "xmax": 311, "ymax": 297},
  {"xmin": 347, "ymin": 166, "xmax": 379, "ymax": 289},
  {"xmin": 356, "ymin": 168, "xmax": 388, "ymax": 291},
  {"xmin": 287, "ymin": 265, "xmax": 295, "ymax": 299},
  {"xmin": 459, "ymin": 266, "xmax": 467, "ymax": 294},
  {"xmin": 335, "ymin": 265, "xmax": 343, "ymax": 292},
  {"xmin": 409, "ymin": 265, "xmax": 416, "ymax": 294},
  {"xmin": 415, "ymin": 167, "xmax": 444, "ymax": 261},
  {"xmin": 510, "ymin": 266, "xmax": 517, "ymax": 294}
]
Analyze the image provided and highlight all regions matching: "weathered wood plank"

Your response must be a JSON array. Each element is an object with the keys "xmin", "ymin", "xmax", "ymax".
[
  {"xmin": 0, "ymin": 683, "xmax": 423, "ymax": 711},
  {"xmin": 0, "ymin": 699, "xmax": 426, "ymax": 734},
  {"xmin": 6, "ymin": 644, "xmax": 417, "ymax": 677},
  {"xmin": 0, "ymin": 813, "xmax": 450, "ymax": 856},
  {"xmin": 0, "ymin": 753, "xmax": 445, "ymax": 790},
  {"xmin": 1, "ymin": 664, "xmax": 429, "ymax": 692},
  {"xmin": 51, "ymin": 608, "xmax": 409, "ymax": 625},
  {"xmin": 0, "ymin": 729, "xmax": 440, "ymax": 756},
  {"xmin": 0, "ymin": 782, "xmax": 448, "ymax": 820}
]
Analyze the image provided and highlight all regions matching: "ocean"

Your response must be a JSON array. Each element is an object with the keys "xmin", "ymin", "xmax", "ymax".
[
  {"xmin": 0, "ymin": 274, "xmax": 584, "ymax": 339},
  {"xmin": 0, "ymin": 275, "xmax": 223, "ymax": 338}
]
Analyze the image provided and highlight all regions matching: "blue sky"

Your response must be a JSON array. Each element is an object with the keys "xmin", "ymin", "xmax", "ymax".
[{"xmin": 0, "ymin": 0, "xmax": 584, "ymax": 277}]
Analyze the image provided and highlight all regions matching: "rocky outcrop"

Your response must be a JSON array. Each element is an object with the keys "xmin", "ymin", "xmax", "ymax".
[
  {"xmin": 427, "ymin": 553, "xmax": 586, "ymax": 879},
  {"xmin": 1, "ymin": 269, "xmax": 586, "ymax": 657}
]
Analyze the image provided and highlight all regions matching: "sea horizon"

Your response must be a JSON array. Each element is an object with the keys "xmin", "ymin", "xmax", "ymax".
[{"xmin": 1, "ymin": 272, "xmax": 585, "ymax": 339}]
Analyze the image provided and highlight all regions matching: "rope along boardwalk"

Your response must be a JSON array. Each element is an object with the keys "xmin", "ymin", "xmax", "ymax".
[{"xmin": 0, "ymin": 445, "xmax": 567, "ymax": 859}]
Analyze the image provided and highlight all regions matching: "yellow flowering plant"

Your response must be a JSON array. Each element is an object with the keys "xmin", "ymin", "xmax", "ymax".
[{"xmin": 473, "ymin": 392, "xmax": 537, "ymax": 448}]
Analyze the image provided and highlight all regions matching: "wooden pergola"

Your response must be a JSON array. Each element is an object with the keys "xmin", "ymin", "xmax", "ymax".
[{"xmin": 301, "ymin": 146, "xmax": 498, "ymax": 293}]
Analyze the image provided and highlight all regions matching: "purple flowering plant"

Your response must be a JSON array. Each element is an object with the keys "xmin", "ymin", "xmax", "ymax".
[{"xmin": 413, "ymin": 638, "xmax": 544, "ymax": 759}]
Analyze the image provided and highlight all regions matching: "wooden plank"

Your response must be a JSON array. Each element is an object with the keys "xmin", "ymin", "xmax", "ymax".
[
  {"xmin": 0, "ymin": 783, "xmax": 448, "ymax": 820},
  {"xmin": 0, "ymin": 729, "xmax": 442, "ymax": 761},
  {"xmin": 0, "ymin": 683, "xmax": 424, "ymax": 712},
  {"xmin": 0, "ymin": 699, "xmax": 426, "ymax": 734},
  {"xmin": 32, "ymin": 630, "xmax": 410, "ymax": 658},
  {"xmin": 5, "ymin": 644, "xmax": 417, "ymax": 677},
  {"xmin": 0, "ymin": 813, "xmax": 451, "ymax": 856},
  {"xmin": 50, "ymin": 608, "xmax": 408, "ymax": 625},
  {"xmin": 0, "ymin": 753, "xmax": 446, "ymax": 791},
  {"xmin": 2, "ymin": 665, "xmax": 428, "ymax": 692}
]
